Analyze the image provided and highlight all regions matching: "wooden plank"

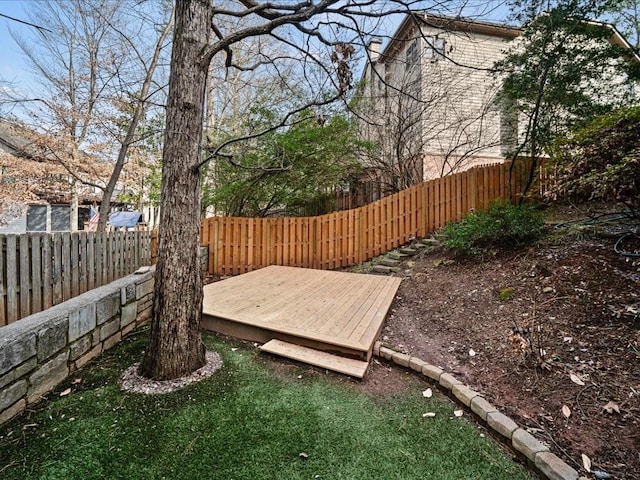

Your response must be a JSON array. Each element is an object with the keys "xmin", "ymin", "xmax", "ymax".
[
  {"xmin": 19, "ymin": 235, "xmax": 31, "ymax": 319},
  {"xmin": 71, "ymin": 232, "xmax": 79, "ymax": 297},
  {"xmin": 87, "ymin": 232, "xmax": 95, "ymax": 291},
  {"xmin": 0, "ymin": 236, "xmax": 6, "ymax": 326},
  {"xmin": 260, "ymin": 339, "xmax": 369, "ymax": 378},
  {"xmin": 79, "ymin": 232, "xmax": 87, "ymax": 294},
  {"xmin": 247, "ymin": 218, "xmax": 254, "ymax": 271},
  {"xmin": 42, "ymin": 235, "xmax": 52, "ymax": 310},
  {"xmin": 62, "ymin": 233, "xmax": 71, "ymax": 301},
  {"xmin": 6, "ymin": 236, "xmax": 18, "ymax": 324},
  {"xmin": 105, "ymin": 232, "xmax": 112, "ymax": 283},
  {"xmin": 52, "ymin": 234, "xmax": 63, "ymax": 305},
  {"xmin": 31, "ymin": 235, "xmax": 42, "ymax": 314}
]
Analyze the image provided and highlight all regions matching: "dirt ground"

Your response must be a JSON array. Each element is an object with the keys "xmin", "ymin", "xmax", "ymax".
[{"xmin": 375, "ymin": 204, "xmax": 640, "ymax": 479}]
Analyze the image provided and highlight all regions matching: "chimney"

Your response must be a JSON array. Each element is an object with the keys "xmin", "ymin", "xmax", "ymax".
[{"xmin": 367, "ymin": 37, "xmax": 382, "ymax": 62}]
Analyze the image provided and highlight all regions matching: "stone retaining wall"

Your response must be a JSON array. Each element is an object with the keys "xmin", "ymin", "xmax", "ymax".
[{"xmin": 0, "ymin": 268, "xmax": 155, "ymax": 426}]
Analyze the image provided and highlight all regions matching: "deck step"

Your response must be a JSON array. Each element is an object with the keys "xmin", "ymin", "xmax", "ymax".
[{"xmin": 260, "ymin": 339, "xmax": 369, "ymax": 378}]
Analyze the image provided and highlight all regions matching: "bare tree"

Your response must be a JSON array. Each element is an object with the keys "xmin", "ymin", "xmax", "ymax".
[
  {"xmin": 96, "ymin": 5, "xmax": 174, "ymax": 231},
  {"xmin": 3, "ymin": 0, "xmax": 172, "ymax": 231}
]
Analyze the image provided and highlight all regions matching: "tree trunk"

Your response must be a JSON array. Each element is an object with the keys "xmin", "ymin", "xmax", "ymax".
[{"xmin": 139, "ymin": 0, "xmax": 212, "ymax": 380}]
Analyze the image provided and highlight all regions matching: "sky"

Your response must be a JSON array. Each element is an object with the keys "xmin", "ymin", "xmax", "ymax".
[
  {"xmin": 0, "ymin": 1, "xmax": 31, "ymax": 85},
  {"xmin": 0, "ymin": 0, "xmax": 514, "ymax": 123},
  {"xmin": 0, "ymin": 0, "xmax": 513, "ymax": 88}
]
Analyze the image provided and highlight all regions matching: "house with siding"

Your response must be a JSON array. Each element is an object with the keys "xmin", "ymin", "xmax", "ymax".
[
  {"xmin": 0, "ymin": 119, "xmax": 152, "ymax": 233},
  {"xmin": 356, "ymin": 13, "xmax": 638, "ymax": 197}
]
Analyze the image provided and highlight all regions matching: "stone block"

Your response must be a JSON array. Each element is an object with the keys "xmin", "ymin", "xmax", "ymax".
[
  {"xmin": 37, "ymin": 317, "xmax": 68, "ymax": 361},
  {"xmin": 138, "ymin": 297, "xmax": 152, "ymax": 312},
  {"xmin": 535, "ymin": 451, "xmax": 579, "ymax": 480},
  {"xmin": 0, "ymin": 333, "xmax": 36, "ymax": 376},
  {"xmin": 422, "ymin": 364, "xmax": 443, "ymax": 381},
  {"xmin": 103, "ymin": 332, "xmax": 122, "ymax": 351},
  {"xmin": 68, "ymin": 303, "xmax": 96, "ymax": 342},
  {"xmin": 121, "ymin": 302, "xmax": 137, "ymax": 327},
  {"xmin": 409, "ymin": 357, "xmax": 428, "ymax": 373},
  {"xmin": 379, "ymin": 346, "xmax": 395, "ymax": 361},
  {"xmin": 92, "ymin": 329, "xmax": 101, "ymax": 347},
  {"xmin": 27, "ymin": 351, "xmax": 69, "ymax": 403},
  {"xmin": 100, "ymin": 318, "xmax": 120, "ymax": 341},
  {"xmin": 121, "ymin": 283, "xmax": 136, "ymax": 306},
  {"xmin": 487, "ymin": 411, "xmax": 519, "ymax": 439},
  {"xmin": 451, "ymin": 384, "xmax": 479, "ymax": 407},
  {"xmin": 0, "ymin": 380, "xmax": 27, "ymax": 411},
  {"xmin": 0, "ymin": 358, "xmax": 37, "ymax": 390},
  {"xmin": 392, "ymin": 352, "xmax": 411, "ymax": 368},
  {"xmin": 69, "ymin": 336, "xmax": 91, "ymax": 361},
  {"xmin": 372, "ymin": 342, "xmax": 381, "ymax": 357},
  {"xmin": 0, "ymin": 399, "xmax": 26, "ymax": 425},
  {"xmin": 137, "ymin": 308, "xmax": 152, "ymax": 324},
  {"xmin": 470, "ymin": 396, "xmax": 497, "ymax": 421},
  {"xmin": 75, "ymin": 344, "xmax": 103, "ymax": 370},
  {"xmin": 512, "ymin": 428, "xmax": 549, "ymax": 462},
  {"xmin": 439, "ymin": 372, "xmax": 462, "ymax": 390},
  {"xmin": 136, "ymin": 278, "xmax": 154, "ymax": 300},
  {"xmin": 97, "ymin": 292, "xmax": 120, "ymax": 325}
]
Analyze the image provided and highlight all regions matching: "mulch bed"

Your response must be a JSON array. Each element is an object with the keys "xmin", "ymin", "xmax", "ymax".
[{"xmin": 378, "ymin": 206, "xmax": 639, "ymax": 479}]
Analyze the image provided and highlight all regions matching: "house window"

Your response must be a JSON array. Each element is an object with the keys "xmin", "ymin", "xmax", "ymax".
[
  {"xmin": 405, "ymin": 39, "xmax": 419, "ymax": 69},
  {"xmin": 424, "ymin": 36, "xmax": 445, "ymax": 60},
  {"xmin": 27, "ymin": 205, "xmax": 47, "ymax": 232}
]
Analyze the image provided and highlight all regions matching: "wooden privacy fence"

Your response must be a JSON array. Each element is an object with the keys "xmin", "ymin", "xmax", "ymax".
[
  {"xmin": 1, "ymin": 230, "xmax": 153, "ymax": 326},
  {"xmin": 201, "ymin": 161, "xmax": 536, "ymax": 276}
]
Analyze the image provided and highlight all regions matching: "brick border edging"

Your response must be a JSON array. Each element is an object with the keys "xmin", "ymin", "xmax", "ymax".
[{"xmin": 373, "ymin": 341, "xmax": 581, "ymax": 480}]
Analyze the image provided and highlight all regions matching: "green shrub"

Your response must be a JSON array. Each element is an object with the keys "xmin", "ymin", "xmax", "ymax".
[{"xmin": 439, "ymin": 201, "xmax": 546, "ymax": 255}]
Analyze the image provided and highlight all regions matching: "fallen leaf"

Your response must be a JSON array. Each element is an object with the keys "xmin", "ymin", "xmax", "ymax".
[
  {"xmin": 469, "ymin": 349, "xmax": 476, "ymax": 357},
  {"xmin": 59, "ymin": 388, "xmax": 71, "ymax": 397},
  {"xmin": 602, "ymin": 401, "xmax": 620, "ymax": 414},
  {"xmin": 422, "ymin": 388, "xmax": 433, "ymax": 398},
  {"xmin": 542, "ymin": 286, "xmax": 554, "ymax": 293},
  {"xmin": 453, "ymin": 410, "xmax": 463, "ymax": 417},
  {"xmin": 422, "ymin": 412, "xmax": 436, "ymax": 417},
  {"xmin": 231, "ymin": 348, "xmax": 238, "ymax": 352},
  {"xmin": 570, "ymin": 373, "xmax": 585, "ymax": 386},
  {"xmin": 433, "ymin": 259, "xmax": 443, "ymax": 268},
  {"xmin": 581, "ymin": 453, "xmax": 591, "ymax": 472},
  {"xmin": 562, "ymin": 405, "xmax": 571, "ymax": 419},
  {"xmin": 299, "ymin": 452, "xmax": 309, "ymax": 460},
  {"xmin": 71, "ymin": 378, "xmax": 82, "ymax": 384}
]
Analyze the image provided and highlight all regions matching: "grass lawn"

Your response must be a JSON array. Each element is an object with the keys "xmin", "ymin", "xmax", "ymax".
[{"xmin": 0, "ymin": 332, "xmax": 534, "ymax": 480}]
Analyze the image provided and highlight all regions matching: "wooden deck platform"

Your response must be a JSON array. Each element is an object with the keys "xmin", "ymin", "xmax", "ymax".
[{"xmin": 202, "ymin": 266, "xmax": 402, "ymax": 363}]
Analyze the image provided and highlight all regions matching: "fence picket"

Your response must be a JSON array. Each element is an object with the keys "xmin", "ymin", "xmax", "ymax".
[
  {"xmin": 31, "ymin": 235, "xmax": 42, "ymax": 314},
  {"xmin": 19, "ymin": 235, "xmax": 30, "ymax": 318},
  {"xmin": 71, "ymin": 233, "xmax": 79, "ymax": 297},
  {"xmin": 0, "ymin": 236, "xmax": 6, "ymax": 326},
  {"xmin": 6, "ymin": 236, "xmax": 18, "ymax": 324},
  {"xmin": 2, "ymin": 230, "xmax": 154, "ymax": 326}
]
